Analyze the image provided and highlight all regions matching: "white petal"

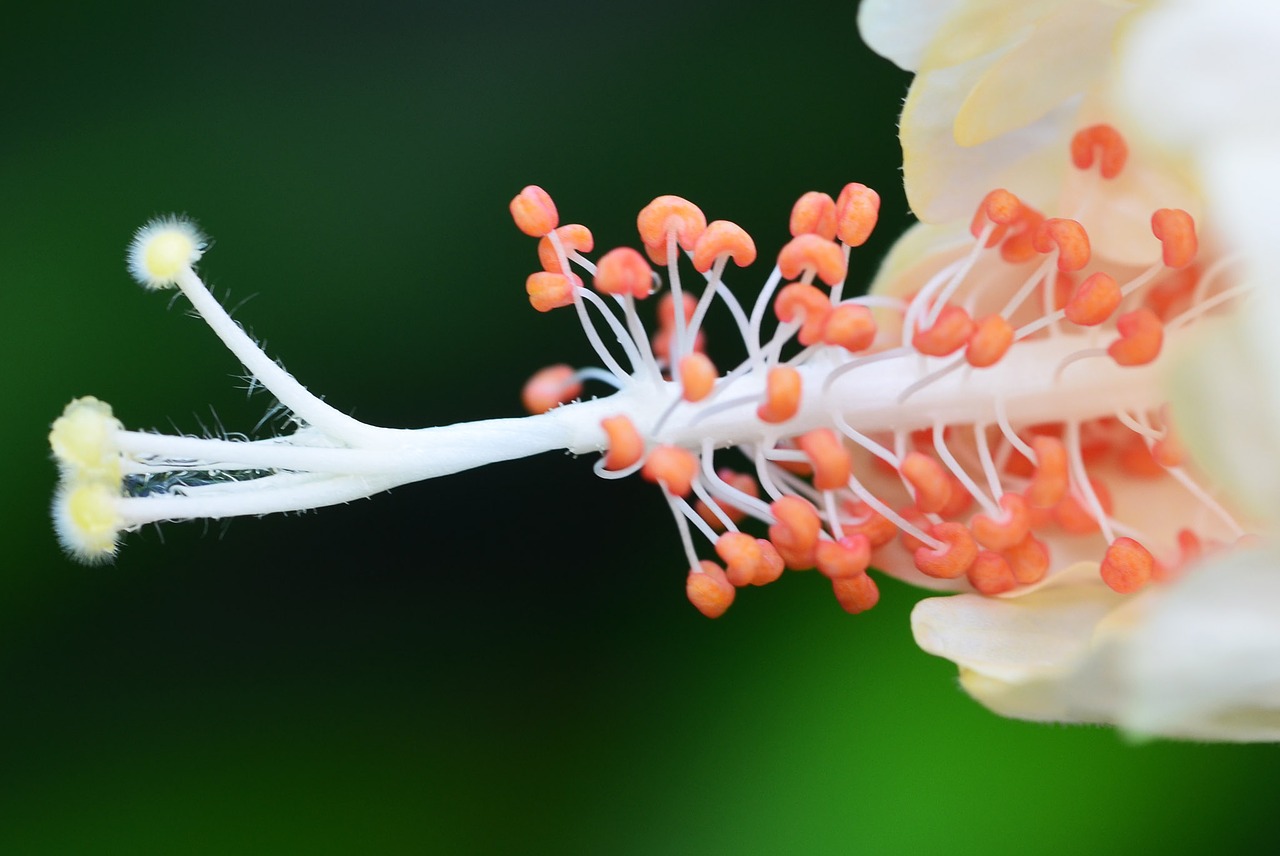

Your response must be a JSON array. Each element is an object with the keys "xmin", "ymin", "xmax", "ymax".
[{"xmin": 857, "ymin": 0, "xmax": 968, "ymax": 71}]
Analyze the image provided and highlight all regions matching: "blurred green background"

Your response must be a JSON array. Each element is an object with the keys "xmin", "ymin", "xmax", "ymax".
[{"xmin": 2, "ymin": 1, "xmax": 1276, "ymax": 853}]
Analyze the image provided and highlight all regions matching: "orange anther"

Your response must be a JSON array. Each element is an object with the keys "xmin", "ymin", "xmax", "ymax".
[
  {"xmin": 898, "ymin": 505, "xmax": 932, "ymax": 553},
  {"xmin": 768, "ymin": 496, "xmax": 822, "ymax": 571},
  {"xmin": 1151, "ymin": 208, "xmax": 1197, "ymax": 269},
  {"xmin": 594, "ymin": 246, "xmax": 654, "ymax": 299},
  {"xmin": 937, "ymin": 474, "xmax": 975, "ymax": 519},
  {"xmin": 912, "ymin": 304, "xmax": 975, "ymax": 357},
  {"xmin": 1003, "ymin": 533, "xmax": 1049, "ymax": 585},
  {"xmin": 717, "ymin": 532, "xmax": 771, "ymax": 587},
  {"xmin": 1000, "ymin": 206, "xmax": 1045, "ymax": 263},
  {"xmin": 822, "ymin": 304, "xmax": 877, "ymax": 352},
  {"xmin": 796, "ymin": 428, "xmax": 852, "ymax": 491},
  {"xmin": 914, "ymin": 522, "xmax": 978, "ymax": 579},
  {"xmin": 1119, "ymin": 435, "xmax": 1165, "ymax": 478},
  {"xmin": 842, "ymin": 500, "xmax": 898, "ymax": 548},
  {"xmin": 970, "ymin": 493, "xmax": 1031, "ymax": 551},
  {"xmin": 691, "ymin": 219, "xmax": 757, "ymax": 272},
  {"xmin": 970, "ymin": 189, "xmax": 1022, "ymax": 246},
  {"xmin": 1108, "ymin": 308, "xmax": 1164, "ymax": 366},
  {"xmin": 790, "ymin": 191, "xmax": 837, "ymax": 241},
  {"xmin": 777, "ymin": 234, "xmax": 847, "ymax": 286},
  {"xmin": 509, "ymin": 185, "xmax": 559, "ymax": 237},
  {"xmin": 815, "ymin": 534, "xmax": 872, "ymax": 580},
  {"xmin": 637, "ymin": 195, "xmax": 707, "ymax": 252},
  {"xmin": 521, "ymin": 364, "xmax": 581, "ymax": 414},
  {"xmin": 643, "ymin": 241, "xmax": 671, "ymax": 266},
  {"xmin": 775, "ymin": 282, "xmax": 832, "ymax": 346},
  {"xmin": 965, "ymin": 314, "xmax": 1014, "ymax": 368},
  {"xmin": 1070, "ymin": 124, "xmax": 1128, "ymax": 179},
  {"xmin": 1146, "ymin": 265, "xmax": 1199, "ymax": 319},
  {"xmin": 686, "ymin": 560, "xmax": 736, "ymax": 618},
  {"xmin": 967, "ymin": 550, "xmax": 1017, "ymax": 595},
  {"xmin": 678, "ymin": 353, "xmax": 718, "ymax": 402},
  {"xmin": 1065, "ymin": 271, "xmax": 1121, "ymax": 326},
  {"xmin": 751, "ymin": 539, "xmax": 786, "ymax": 585},
  {"xmin": 756, "ymin": 366, "xmax": 802, "ymax": 424},
  {"xmin": 1033, "ymin": 218, "xmax": 1091, "ymax": 272},
  {"xmin": 831, "ymin": 573, "xmax": 880, "ymax": 614},
  {"xmin": 900, "ymin": 452, "xmax": 952, "ymax": 514},
  {"xmin": 1054, "ymin": 477, "xmax": 1113, "ymax": 534},
  {"xmin": 1026, "ymin": 436, "xmax": 1069, "ymax": 507},
  {"xmin": 525, "ymin": 271, "xmax": 580, "ymax": 312},
  {"xmin": 601, "ymin": 415, "xmax": 645, "ymax": 471},
  {"xmin": 641, "ymin": 445, "xmax": 699, "ymax": 497},
  {"xmin": 1100, "ymin": 537, "xmax": 1153, "ymax": 594},
  {"xmin": 835, "ymin": 182, "xmax": 880, "ymax": 247},
  {"xmin": 657, "ymin": 292, "xmax": 698, "ymax": 329},
  {"xmin": 537, "ymin": 224, "xmax": 594, "ymax": 273},
  {"xmin": 695, "ymin": 469, "xmax": 759, "ymax": 530}
]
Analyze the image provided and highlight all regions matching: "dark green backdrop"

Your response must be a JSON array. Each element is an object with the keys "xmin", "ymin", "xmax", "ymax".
[{"xmin": 2, "ymin": 1, "xmax": 1275, "ymax": 853}]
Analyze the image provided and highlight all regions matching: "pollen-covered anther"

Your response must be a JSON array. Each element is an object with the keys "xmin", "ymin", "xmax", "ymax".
[
  {"xmin": 537, "ymin": 224, "xmax": 594, "ymax": 273},
  {"xmin": 601, "ymin": 415, "xmax": 645, "ymax": 471},
  {"xmin": 768, "ymin": 495, "xmax": 822, "ymax": 570},
  {"xmin": 1151, "ymin": 208, "xmax": 1198, "ymax": 269},
  {"xmin": 641, "ymin": 445, "xmax": 699, "ymax": 497},
  {"xmin": 822, "ymin": 304, "xmax": 876, "ymax": 352},
  {"xmin": 842, "ymin": 500, "xmax": 898, "ymax": 548},
  {"xmin": 637, "ymin": 195, "xmax": 707, "ymax": 255},
  {"xmin": 509, "ymin": 185, "xmax": 559, "ymax": 237},
  {"xmin": 53, "ymin": 481, "xmax": 123, "ymax": 565},
  {"xmin": 970, "ymin": 493, "xmax": 1031, "ymax": 551},
  {"xmin": 521, "ymin": 364, "xmax": 582, "ymax": 414},
  {"xmin": 756, "ymin": 366, "xmax": 802, "ymax": 424},
  {"xmin": 1026, "ymin": 436, "xmax": 1068, "ymax": 507},
  {"xmin": 1003, "ymin": 533, "xmax": 1049, "ymax": 585},
  {"xmin": 49, "ymin": 396, "xmax": 123, "ymax": 482},
  {"xmin": 831, "ymin": 574, "xmax": 880, "ymax": 614},
  {"xmin": 678, "ymin": 353, "xmax": 717, "ymax": 402},
  {"xmin": 965, "ymin": 315, "xmax": 1014, "ymax": 368},
  {"xmin": 594, "ymin": 247, "xmax": 654, "ymax": 299},
  {"xmin": 525, "ymin": 271, "xmax": 580, "ymax": 312},
  {"xmin": 775, "ymin": 282, "xmax": 832, "ymax": 346},
  {"xmin": 1108, "ymin": 308, "xmax": 1164, "ymax": 366},
  {"xmin": 815, "ymin": 534, "xmax": 871, "ymax": 580},
  {"xmin": 912, "ymin": 305, "xmax": 975, "ymax": 357},
  {"xmin": 796, "ymin": 428, "xmax": 852, "ymax": 491},
  {"xmin": 686, "ymin": 560, "xmax": 736, "ymax": 618},
  {"xmin": 967, "ymin": 551, "xmax": 1017, "ymax": 595},
  {"xmin": 900, "ymin": 451, "xmax": 953, "ymax": 514},
  {"xmin": 1101, "ymin": 537, "xmax": 1154, "ymax": 594},
  {"xmin": 127, "ymin": 216, "xmax": 206, "ymax": 289},
  {"xmin": 1033, "ymin": 218, "xmax": 1091, "ymax": 272},
  {"xmin": 970, "ymin": 189, "xmax": 1022, "ymax": 246},
  {"xmin": 691, "ymin": 220, "xmax": 757, "ymax": 272},
  {"xmin": 1070, "ymin": 124, "xmax": 1128, "ymax": 179},
  {"xmin": 777, "ymin": 234, "xmax": 847, "ymax": 286},
  {"xmin": 835, "ymin": 182, "xmax": 880, "ymax": 247},
  {"xmin": 716, "ymin": 532, "xmax": 785, "ymax": 587},
  {"xmin": 1000, "ymin": 207, "xmax": 1046, "ymax": 264},
  {"xmin": 1065, "ymin": 271, "xmax": 1121, "ymax": 326},
  {"xmin": 913, "ymin": 522, "xmax": 978, "ymax": 579},
  {"xmin": 790, "ymin": 192, "xmax": 838, "ymax": 241}
]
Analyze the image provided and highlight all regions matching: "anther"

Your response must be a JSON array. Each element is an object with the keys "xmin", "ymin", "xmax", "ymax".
[
  {"xmin": 970, "ymin": 493, "xmax": 1031, "ymax": 551},
  {"xmin": 601, "ymin": 415, "xmax": 645, "ymax": 471},
  {"xmin": 695, "ymin": 469, "xmax": 759, "ymax": 530},
  {"xmin": 641, "ymin": 445, "xmax": 699, "ymax": 497},
  {"xmin": 1108, "ymin": 308, "xmax": 1164, "ymax": 366},
  {"xmin": 756, "ymin": 366, "xmax": 802, "ymax": 424},
  {"xmin": 1026, "ymin": 436, "xmax": 1068, "ymax": 507},
  {"xmin": 965, "ymin": 314, "xmax": 1014, "ymax": 367},
  {"xmin": 691, "ymin": 220, "xmax": 757, "ymax": 272},
  {"xmin": 1100, "ymin": 537, "xmax": 1154, "ymax": 594},
  {"xmin": 775, "ymin": 282, "xmax": 833, "ymax": 346},
  {"xmin": 796, "ymin": 428, "xmax": 852, "ymax": 491},
  {"xmin": 822, "ymin": 304, "xmax": 877, "ymax": 352},
  {"xmin": 509, "ymin": 185, "xmax": 559, "ymax": 237},
  {"xmin": 594, "ymin": 247, "xmax": 654, "ymax": 299},
  {"xmin": 521, "ymin": 364, "xmax": 582, "ymax": 414},
  {"xmin": 686, "ymin": 560, "xmax": 736, "ymax": 618},
  {"xmin": 768, "ymin": 495, "xmax": 822, "ymax": 570},
  {"xmin": 789, "ymin": 192, "xmax": 837, "ymax": 241},
  {"xmin": 525, "ymin": 271, "xmax": 580, "ymax": 312},
  {"xmin": 777, "ymin": 234, "xmax": 847, "ymax": 286},
  {"xmin": 1000, "ymin": 207, "xmax": 1045, "ymax": 263},
  {"xmin": 914, "ymin": 522, "xmax": 978, "ymax": 579},
  {"xmin": 912, "ymin": 304, "xmax": 975, "ymax": 357},
  {"xmin": 678, "ymin": 353, "xmax": 718, "ymax": 402},
  {"xmin": 658, "ymin": 292, "xmax": 698, "ymax": 329},
  {"xmin": 1070, "ymin": 124, "xmax": 1128, "ymax": 179},
  {"xmin": 841, "ymin": 500, "xmax": 898, "ymax": 548},
  {"xmin": 835, "ymin": 182, "xmax": 880, "ymax": 247},
  {"xmin": 900, "ymin": 451, "xmax": 952, "ymax": 514},
  {"xmin": 1151, "ymin": 208, "xmax": 1198, "ymax": 269},
  {"xmin": 815, "ymin": 534, "xmax": 872, "ymax": 580},
  {"xmin": 716, "ymin": 532, "xmax": 785, "ymax": 587},
  {"xmin": 1033, "ymin": 218, "xmax": 1091, "ymax": 272},
  {"xmin": 637, "ymin": 195, "xmax": 707, "ymax": 254},
  {"xmin": 1054, "ymin": 477, "xmax": 1113, "ymax": 534},
  {"xmin": 970, "ymin": 189, "xmax": 1022, "ymax": 246},
  {"xmin": 1065, "ymin": 272, "xmax": 1121, "ymax": 326},
  {"xmin": 1003, "ymin": 533, "xmax": 1049, "ymax": 585},
  {"xmin": 538, "ymin": 224, "xmax": 594, "ymax": 273},
  {"xmin": 967, "ymin": 551, "xmax": 1017, "ymax": 595}
]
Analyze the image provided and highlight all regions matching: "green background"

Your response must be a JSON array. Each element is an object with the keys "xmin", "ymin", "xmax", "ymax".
[{"xmin": 2, "ymin": 1, "xmax": 1275, "ymax": 853}]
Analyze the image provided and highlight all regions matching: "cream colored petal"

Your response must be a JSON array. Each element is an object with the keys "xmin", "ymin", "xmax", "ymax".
[
  {"xmin": 922, "ymin": 0, "xmax": 1082, "ymax": 69},
  {"xmin": 857, "ymin": 0, "xmax": 968, "ymax": 71}
]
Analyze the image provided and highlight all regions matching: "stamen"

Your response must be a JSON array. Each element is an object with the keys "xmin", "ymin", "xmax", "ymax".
[
  {"xmin": 1070, "ymin": 124, "xmax": 1128, "ymax": 179},
  {"xmin": 970, "ymin": 493, "xmax": 1031, "ymax": 551},
  {"xmin": 1151, "ymin": 208, "xmax": 1198, "ymax": 269},
  {"xmin": 967, "ymin": 551, "xmax": 1017, "ymax": 595},
  {"xmin": 601, "ymin": 415, "xmax": 645, "ymax": 471},
  {"xmin": 1032, "ymin": 218, "xmax": 1091, "ymax": 272},
  {"xmin": 1065, "ymin": 272, "xmax": 1121, "ymax": 326},
  {"xmin": 686, "ymin": 560, "xmax": 736, "ymax": 618},
  {"xmin": 641, "ymin": 446, "xmax": 699, "ymax": 497},
  {"xmin": 594, "ymin": 247, "xmax": 653, "ymax": 299},
  {"xmin": 521, "ymin": 364, "xmax": 582, "ymax": 414},
  {"xmin": 913, "ymin": 522, "xmax": 978, "ymax": 579},
  {"xmin": 509, "ymin": 185, "xmax": 559, "ymax": 237},
  {"xmin": 1100, "ymin": 537, "xmax": 1154, "ymax": 594},
  {"xmin": 822, "ymin": 304, "xmax": 877, "ymax": 352},
  {"xmin": 912, "ymin": 305, "xmax": 975, "ymax": 357},
  {"xmin": 637, "ymin": 195, "xmax": 707, "ymax": 256},
  {"xmin": 899, "ymin": 452, "xmax": 952, "ymax": 514},
  {"xmin": 537, "ymin": 224, "xmax": 594, "ymax": 273},
  {"xmin": 777, "ymin": 234, "xmax": 847, "ymax": 286},
  {"xmin": 716, "ymin": 531, "xmax": 785, "ymax": 587},
  {"xmin": 525, "ymin": 271, "xmax": 579, "ymax": 312},
  {"xmin": 831, "ymin": 574, "xmax": 880, "ymax": 614},
  {"xmin": 1107, "ymin": 308, "xmax": 1164, "ymax": 366},
  {"xmin": 756, "ymin": 367, "xmax": 802, "ymax": 424},
  {"xmin": 835, "ymin": 182, "xmax": 880, "ymax": 247},
  {"xmin": 768, "ymin": 495, "xmax": 822, "ymax": 570},
  {"xmin": 815, "ymin": 534, "xmax": 871, "ymax": 580},
  {"xmin": 691, "ymin": 220, "xmax": 757, "ymax": 273},
  {"xmin": 965, "ymin": 315, "xmax": 1014, "ymax": 367},
  {"xmin": 789, "ymin": 192, "xmax": 838, "ymax": 241},
  {"xmin": 774, "ymin": 282, "xmax": 832, "ymax": 346},
  {"xmin": 678, "ymin": 353, "xmax": 717, "ymax": 402},
  {"xmin": 796, "ymin": 428, "xmax": 852, "ymax": 491}
]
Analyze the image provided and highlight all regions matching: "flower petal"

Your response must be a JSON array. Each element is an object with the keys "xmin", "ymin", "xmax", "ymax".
[{"xmin": 856, "ymin": 0, "xmax": 968, "ymax": 71}]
